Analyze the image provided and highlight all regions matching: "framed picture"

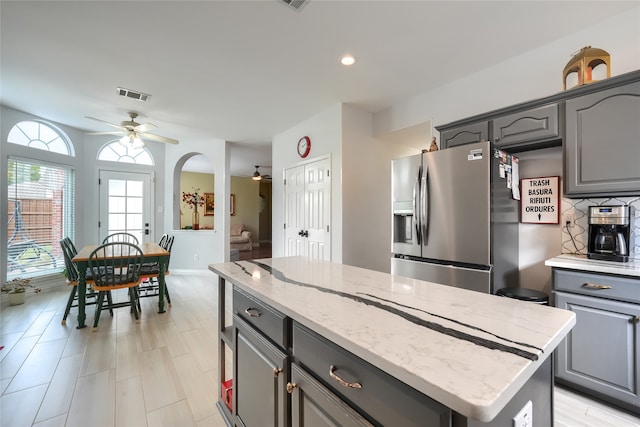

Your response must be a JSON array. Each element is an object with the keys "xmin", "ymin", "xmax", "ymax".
[
  {"xmin": 204, "ymin": 193, "xmax": 214, "ymax": 216},
  {"xmin": 203, "ymin": 193, "xmax": 235, "ymax": 216},
  {"xmin": 520, "ymin": 176, "xmax": 560, "ymax": 224}
]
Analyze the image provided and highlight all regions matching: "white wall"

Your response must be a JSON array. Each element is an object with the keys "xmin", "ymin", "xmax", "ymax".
[
  {"xmin": 374, "ymin": 6, "xmax": 640, "ymax": 134},
  {"xmin": 341, "ymin": 105, "xmax": 431, "ymax": 272}
]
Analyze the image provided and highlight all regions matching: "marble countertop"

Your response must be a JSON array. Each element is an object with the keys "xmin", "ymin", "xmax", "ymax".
[
  {"xmin": 545, "ymin": 254, "xmax": 640, "ymax": 277},
  {"xmin": 210, "ymin": 257, "xmax": 575, "ymax": 422}
]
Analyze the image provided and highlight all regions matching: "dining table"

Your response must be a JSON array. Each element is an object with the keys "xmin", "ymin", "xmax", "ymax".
[{"xmin": 71, "ymin": 242, "xmax": 170, "ymax": 329}]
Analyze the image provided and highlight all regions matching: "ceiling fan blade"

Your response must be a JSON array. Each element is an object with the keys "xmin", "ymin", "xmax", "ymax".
[
  {"xmin": 140, "ymin": 132, "xmax": 179, "ymax": 145},
  {"xmin": 86, "ymin": 130, "xmax": 126, "ymax": 136},
  {"xmin": 85, "ymin": 116, "xmax": 126, "ymax": 130},
  {"xmin": 134, "ymin": 122, "xmax": 157, "ymax": 133}
]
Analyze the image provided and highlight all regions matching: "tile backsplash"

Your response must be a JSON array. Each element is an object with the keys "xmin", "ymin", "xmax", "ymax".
[{"xmin": 561, "ymin": 196, "xmax": 640, "ymax": 258}]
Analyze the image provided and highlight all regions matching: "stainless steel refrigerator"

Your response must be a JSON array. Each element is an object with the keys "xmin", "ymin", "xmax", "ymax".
[{"xmin": 391, "ymin": 140, "xmax": 519, "ymax": 294}]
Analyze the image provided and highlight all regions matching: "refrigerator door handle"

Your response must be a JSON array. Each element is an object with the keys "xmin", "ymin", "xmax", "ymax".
[
  {"xmin": 413, "ymin": 165, "xmax": 422, "ymax": 245},
  {"xmin": 421, "ymin": 163, "xmax": 429, "ymax": 245}
]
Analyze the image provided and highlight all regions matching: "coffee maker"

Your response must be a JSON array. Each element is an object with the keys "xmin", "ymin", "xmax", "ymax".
[{"xmin": 587, "ymin": 205, "xmax": 634, "ymax": 262}]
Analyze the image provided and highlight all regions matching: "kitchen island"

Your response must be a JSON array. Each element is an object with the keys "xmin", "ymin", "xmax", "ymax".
[{"xmin": 210, "ymin": 257, "xmax": 575, "ymax": 426}]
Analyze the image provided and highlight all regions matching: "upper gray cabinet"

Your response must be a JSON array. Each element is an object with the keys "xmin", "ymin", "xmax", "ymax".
[
  {"xmin": 564, "ymin": 80, "xmax": 640, "ymax": 197},
  {"xmin": 492, "ymin": 103, "xmax": 559, "ymax": 148},
  {"xmin": 439, "ymin": 120, "xmax": 488, "ymax": 148}
]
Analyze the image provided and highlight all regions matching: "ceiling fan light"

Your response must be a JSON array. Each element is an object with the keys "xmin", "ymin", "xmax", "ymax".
[
  {"xmin": 118, "ymin": 135, "xmax": 131, "ymax": 147},
  {"xmin": 118, "ymin": 133, "xmax": 145, "ymax": 149},
  {"xmin": 253, "ymin": 165, "xmax": 262, "ymax": 180}
]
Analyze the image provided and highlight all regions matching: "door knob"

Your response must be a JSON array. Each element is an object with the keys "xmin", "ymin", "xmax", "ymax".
[{"xmin": 298, "ymin": 230, "xmax": 308, "ymax": 237}]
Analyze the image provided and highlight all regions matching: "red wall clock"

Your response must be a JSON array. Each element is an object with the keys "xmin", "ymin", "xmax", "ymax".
[{"xmin": 297, "ymin": 136, "xmax": 311, "ymax": 158}]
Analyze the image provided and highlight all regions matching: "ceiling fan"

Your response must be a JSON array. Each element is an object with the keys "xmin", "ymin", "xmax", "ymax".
[
  {"xmin": 252, "ymin": 165, "xmax": 272, "ymax": 181},
  {"xmin": 85, "ymin": 111, "xmax": 179, "ymax": 148}
]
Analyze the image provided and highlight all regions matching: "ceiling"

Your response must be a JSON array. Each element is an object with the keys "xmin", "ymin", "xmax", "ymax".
[{"xmin": 1, "ymin": 1, "xmax": 635, "ymax": 176}]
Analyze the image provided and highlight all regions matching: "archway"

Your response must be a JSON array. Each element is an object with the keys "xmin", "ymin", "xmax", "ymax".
[{"xmin": 173, "ymin": 153, "xmax": 215, "ymax": 230}]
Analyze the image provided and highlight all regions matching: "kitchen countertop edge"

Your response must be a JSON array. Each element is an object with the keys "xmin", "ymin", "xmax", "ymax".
[{"xmin": 545, "ymin": 254, "xmax": 640, "ymax": 277}]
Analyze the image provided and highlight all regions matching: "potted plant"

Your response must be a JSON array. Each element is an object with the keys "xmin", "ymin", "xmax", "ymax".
[{"xmin": 2, "ymin": 277, "xmax": 41, "ymax": 306}]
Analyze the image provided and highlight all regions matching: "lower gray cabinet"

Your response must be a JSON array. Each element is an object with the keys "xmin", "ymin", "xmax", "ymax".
[
  {"xmin": 289, "ymin": 363, "xmax": 373, "ymax": 427},
  {"xmin": 555, "ymin": 290, "xmax": 640, "ymax": 410},
  {"xmin": 234, "ymin": 315, "xmax": 289, "ymax": 427}
]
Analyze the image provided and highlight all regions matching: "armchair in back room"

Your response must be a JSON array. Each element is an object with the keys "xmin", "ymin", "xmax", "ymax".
[{"xmin": 230, "ymin": 224, "xmax": 252, "ymax": 251}]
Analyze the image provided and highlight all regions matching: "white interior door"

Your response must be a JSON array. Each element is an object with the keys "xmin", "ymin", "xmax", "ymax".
[
  {"xmin": 285, "ymin": 165, "xmax": 306, "ymax": 256},
  {"xmin": 284, "ymin": 158, "xmax": 331, "ymax": 260},
  {"xmin": 99, "ymin": 170, "xmax": 152, "ymax": 244},
  {"xmin": 304, "ymin": 158, "xmax": 330, "ymax": 260}
]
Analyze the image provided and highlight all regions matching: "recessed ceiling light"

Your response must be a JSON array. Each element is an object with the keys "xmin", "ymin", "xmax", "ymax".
[{"xmin": 340, "ymin": 54, "xmax": 356, "ymax": 66}]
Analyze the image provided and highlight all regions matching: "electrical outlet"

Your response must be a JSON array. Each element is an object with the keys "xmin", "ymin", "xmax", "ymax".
[
  {"xmin": 513, "ymin": 400, "xmax": 532, "ymax": 427},
  {"xmin": 563, "ymin": 213, "xmax": 575, "ymax": 228}
]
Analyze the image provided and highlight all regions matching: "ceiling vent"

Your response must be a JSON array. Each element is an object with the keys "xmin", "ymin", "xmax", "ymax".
[
  {"xmin": 116, "ymin": 87, "xmax": 151, "ymax": 102},
  {"xmin": 280, "ymin": 0, "xmax": 308, "ymax": 11}
]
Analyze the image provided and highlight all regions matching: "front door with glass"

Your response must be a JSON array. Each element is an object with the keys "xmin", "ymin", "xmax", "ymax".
[{"xmin": 99, "ymin": 170, "xmax": 152, "ymax": 244}]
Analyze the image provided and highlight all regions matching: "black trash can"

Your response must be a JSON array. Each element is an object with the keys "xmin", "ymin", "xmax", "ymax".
[{"xmin": 495, "ymin": 287, "xmax": 549, "ymax": 305}]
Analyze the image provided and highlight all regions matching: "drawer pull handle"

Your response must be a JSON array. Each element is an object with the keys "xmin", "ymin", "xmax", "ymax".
[
  {"xmin": 273, "ymin": 367, "xmax": 282, "ymax": 377},
  {"xmin": 329, "ymin": 365, "xmax": 362, "ymax": 389},
  {"xmin": 244, "ymin": 307, "xmax": 262, "ymax": 317},
  {"xmin": 286, "ymin": 382, "xmax": 297, "ymax": 394},
  {"xmin": 582, "ymin": 283, "xmax": 612, "ymax": 290}
]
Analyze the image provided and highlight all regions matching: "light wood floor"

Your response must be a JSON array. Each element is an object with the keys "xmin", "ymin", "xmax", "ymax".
[{"xmin": 2, "ymin": 271, "xmax": 640, "ymax": 427}]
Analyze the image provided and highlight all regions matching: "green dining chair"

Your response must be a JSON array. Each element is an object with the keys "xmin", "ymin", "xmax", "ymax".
[
  {"xmin": 59, "ymin": 237, "xmax": 112, "ymax": 325},
  {"xmin": 88, "ymin": 241, "xmax": 144, "ymax": 331},
  {"xmin": 102, "ymin": 232, "xmax": 139, "ymax": 245},
  {"xmin": 139, "ymin": 235, "xmax": 173, "ymax": 305}
]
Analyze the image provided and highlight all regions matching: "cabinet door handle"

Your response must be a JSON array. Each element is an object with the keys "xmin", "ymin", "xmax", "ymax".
[
  {"xmin": 329, "ymin": 365, "xmax": 362, "ymax": 389},
  {"xmin": 244, "ymin": 307, "xmax": 262, "ymax": 317},
  {"xmin": 273, "ymin": 367, "xmax": 282, "ymax": 377},
  {"xmin": 286, "ymin": 382, "xmax": 297, "ymax": 393},
  {"xmin": 582, "ymin": 282, "xmax": 613, "ymax": 290}
]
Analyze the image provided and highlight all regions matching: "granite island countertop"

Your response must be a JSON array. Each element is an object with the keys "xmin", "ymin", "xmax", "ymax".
[
  {"xmin": 210, "ymin": 256, "xmax": 575, "ymax": 422},
  {"xmin": 545, "ymin": 254, "xmax": 640, "ymax": 277}
]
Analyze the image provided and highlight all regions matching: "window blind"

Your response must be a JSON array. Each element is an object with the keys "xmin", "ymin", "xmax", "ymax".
[{"xmin": 6, "ymin": 158, "xmax": 75, "ymax": 281}]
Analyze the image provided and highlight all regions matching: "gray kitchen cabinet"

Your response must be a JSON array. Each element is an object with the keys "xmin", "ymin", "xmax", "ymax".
[
  {"xmin": 234, "ymin": 314, "xmax": 289, "ymax": 427},
  {"xmin": 289, "ymin": 363, "xmax": 373, "ymax": 427},
  {"xmin": 292, "ymin": 322, "xmax": 452, "ymax": 427},
  {"xmin": 553, "ymin": 269, "xmax": 640, "ymax": 413},
  {"xmin": 439, "ymin": 120, "xmax": 489, "ymax": 148},
  {"xmin": 491, "ymin": 103, "xmax": 559, "ymax": 148},
  {"xmin": 564, "ymin": 79, "xmax": 640, "ymax": 196}
]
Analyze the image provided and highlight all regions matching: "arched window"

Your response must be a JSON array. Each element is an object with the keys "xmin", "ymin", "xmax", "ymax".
[
  {"xmin": 97, "ymin": 141, "xmax": 154, "ymax": 165},
  {"xmin": 6, "ymin": 120, "xmax": 75, "ymax": 281},
  {"xmin": 7, "ymin": 120, "xmax": 74, "ymax": 156}
]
